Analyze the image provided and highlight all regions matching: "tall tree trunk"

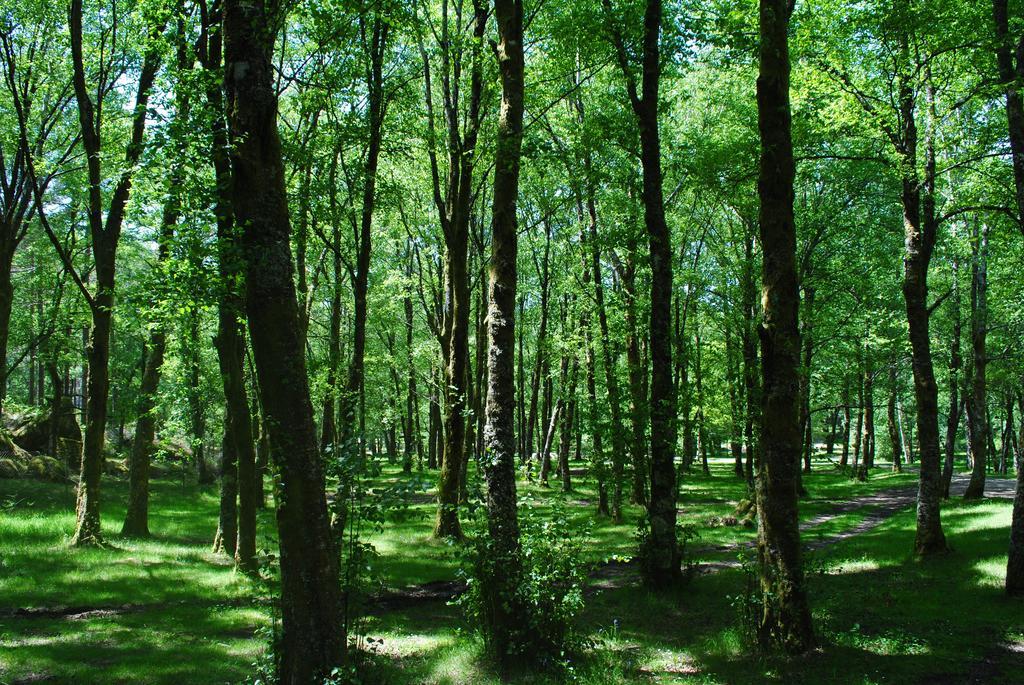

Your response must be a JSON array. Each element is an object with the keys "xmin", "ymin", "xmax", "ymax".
[
  {"xmin": 840, "ymin": 376, "xmax": 851, "ymax": 468},
  {"xmin": 525, "ymin": 226, "xmax": 552, "ymax": 469},
  {"xmin": 942, "ymin": 250, "xmax": 962, "ymax": 497},
  {"xmin": 964, "ymin": 221, "xmax": 989, "ymax": 499},
  {"xmin": 887, "ymin": 359, "xmax": 903, "ymax": 472},
  {"xmin": 585, "ymin": 188, "xmax": 628, "ymax": 520},
  {"xmin": 341, "ymin": 16, "xmax": 389, "ymax": 467},
  {"xmin": 993, "ymin": 0, "xmax": 1024, "ymax": 240},
  {"xmin": 742, "ymin": 234, "xmax": 761, "ymax": 486},
  {"xmin": 558, "ymin": 359, "xmax": 579, "ymax": 492},
  {"xmin": 481, "ymin": 0, "xmax": 526, "ymax": 663},
  {"xmin": 403, "ymin": 244, "xmax": 418, "ymax": 473},
  {"xmin": 186, "ymin": 307, "xmax": 209, "ymax": 484},
  {"xmin": 799, "ymin": 286, "xmax": 815, "ymax": 476},
  {"xmin": 67, "ymin": 0, "xmax": 163, "ymax": 546},
  {"xmin": 0, "ymin": 256, "xmax": 12, "ymax": 416},
  {"xmin": 694, "ymin": 311, "xmax": 710, "ymax": 476},
  {"xmin": 754, "ymin": 0, "xmax": 814, "ymax": 651},
  {"xmin": 320, "ymin": 152, "xmax": 343, "ymax": 457},
  {"xmin": 726, "ymin": 323, "xmax": 745, "ymax": 477},
  {"xmin": 431, "ymin": 1, "xmax": 486, "ymax": 538},
  {"xmin": 224, "ymin": 0, "xmax": 344, "ymax": 678},
  {"xmin": 606, "ymin": 0, "xmax": 679, "ymax": 586},
  {"xmin": 212, "ymin": 421, "xmax": 238, "ymax": 556},
  {"xmin": 862, "ymin": 348, "xmax": 875, "ymax": 474},
  {"xmin": 122, "ymin": 162, "xmax": 178, "ymax": 535},
  {"xmin": 622, "ymin": 253, "xmax": 648, "ymax": 504},
  {"xmin": 902, "ymin": 62, "xmax": 947, "ymax": 556}
]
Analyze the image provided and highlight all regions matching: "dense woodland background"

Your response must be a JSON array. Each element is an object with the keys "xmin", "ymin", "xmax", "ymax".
[{"xmin": 0, "ymin": 0, "xmax": 1023, "ymax": 683}]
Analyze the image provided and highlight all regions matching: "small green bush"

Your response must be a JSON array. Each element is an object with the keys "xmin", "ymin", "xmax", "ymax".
[{"xmin": 459, "ymin": 499, "xmax": 591, "ymax": 670}]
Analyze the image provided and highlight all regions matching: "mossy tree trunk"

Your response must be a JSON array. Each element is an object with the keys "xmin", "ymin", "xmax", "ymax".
[
  {"xmin": 224, "ymin": 0, "xmax": 344, "ymax": 678},
  {"xmin": 754, "ymin": 0, "xmax": 814, "ymax": 652}
]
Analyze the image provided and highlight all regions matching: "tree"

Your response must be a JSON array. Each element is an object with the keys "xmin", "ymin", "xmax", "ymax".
[
  {"xmin": 58, "ymin": 0, "xmax": 166, "ymax": 546},
  {"xmin": 604, "ymin": 0, "xmax": 680, "ymax": 589},
  {"xmin": 223, "ymin": 0, "xmax": 344, "ymax": 679},
  {"xmin": 754, "ymin": 0, "xmax": 815, "ymax": 652},
  {"xmin": 481, "ymin": 0, "xmax": 526, "ymax": 663}
]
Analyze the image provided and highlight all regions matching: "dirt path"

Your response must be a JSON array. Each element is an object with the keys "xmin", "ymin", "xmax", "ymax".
[{"xmin": 597, "ymin": 473, "xmax": 1018, "ymax": 581}]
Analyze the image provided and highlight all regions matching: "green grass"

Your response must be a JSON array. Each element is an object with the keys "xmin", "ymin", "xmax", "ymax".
[{"xmin": 0, "ymin": 458, "xmax": 1019, "ymax": 684}]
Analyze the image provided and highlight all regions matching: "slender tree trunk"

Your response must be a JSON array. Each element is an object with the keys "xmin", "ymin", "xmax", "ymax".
[
  {"xmin": 340, "ymin": 16, "xmax": 388, "ymax": 471},
  {"xmin": 840, "ymin": 377, "xmax": 851, "ymax": 469},
  {"xmin": 942, "ymin": 252, "xmax": 962, "ymax": 497},
  {"xmin": 902, "ymin": 64, "xmax": 948, "ymax": 555},
  {"xmin": 122, "ymin": 122, "xmax": 181, "ymax": 535},
  {"xmin": 621, "ymin": 254, "xmax": 648, "ymax": 504},
  {"xmin": 993, "ymin": 0, "xmax": 1024, "ymax": 240},
  {"xmin": 320, "ymin": 154, "xmax": 343, "ymax": 457},
  {"xmin": 559, "ymin": 359, "xmax": 579, "ymax": 492},
  {"xmin": 0, "ymin": 258, "xmax": 14, "ymax": 417},
  {"xmin": 964, "ymin": 221, "xmax": 989, "ymax": 499},
  {"xmin": 605, "ymin": 0, "xmax": 678, "ymax": 586},
  {"xmin": 799, "ymin": 286, "xmax": 815, "ymax": 476},
  {"xmin": 224, "ymin": 0, "xmax": 344, "ymax": 677},
  {"xmin": 186, "ymin": 307, "xmax": 209, "ymax": 484},
  {"xmin": 67, "ymin": 2, "xmax": 162, "ymax": 546},
  {"xmin": 212, "ymin": 421, "xmax": 238, "ymax": 556},
  {"xmin": 887, "ymin": 360, "xmax": 903, "ymax": 472},
  {"xmin": 726, "ymin": 324, "xmax": 745, "ymax": 477},
  {"xmin": 742, "ymin": 235, "xmax": 761, "ymax": 486},
  {"xmin": 754, "ymin": 0, "xmax": 814, "ymax": 650},
  {"xmin": 481, "ymin": 0, "xmax": 526, "ymax": 663},
  {"xmin": 862, "ymin": 349, "xmax": 875, "ymax": 475},
  {"xmin": 586, "ymin": 190, "xmax": 628, "ymax": 521}
]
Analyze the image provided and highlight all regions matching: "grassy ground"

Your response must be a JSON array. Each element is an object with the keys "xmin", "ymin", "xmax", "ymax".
[{"xmin": 0, "ymin": 457, "xmax": 1020, "ymax": 684}]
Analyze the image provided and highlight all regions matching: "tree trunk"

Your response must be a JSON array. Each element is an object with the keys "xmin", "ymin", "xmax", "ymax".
[
  {"xmin": 964, "ymin": 221, "xmax": 989, "ymax": 499},
  {"xmin": 481, "ymin": 0, "xmax": 526, "ymax": 663},
  {"xmin": 726, "ymin": 323, "xmax": 745, "ymax": 477},
  {"xmin": 840, "ymin": 377, "xmax": 851, "ymax": 468},
  {"xmin": 558, "ymin": 359, "xmax": 579, "ymax": 492},
  {"xmin": 320, "ymin": 153, "xmax": 343, "ymax": 458},
  {"xmin": 799, "ymin": 286, "xmax": 815, "ymax": 477},
  {"xmin": 122, "ymin": 329, "xmax": 166, "ymax": 537},
  {"xmin": 942, "ymin": 251, "xmax": 962, "ymax": 497},
  {"xmin": 224, "ymin": 0, "xmax": 344, "ymax": 678},
  {"xmin": 887, "ymin": 360, "xmax": 903, "ymax": 472},
  {"xmin": 621, "ymin": 253, "xmax": 648, "ymax": 505},
  {"xmin": 212, "ymin": 422, "xmax": 238, "ymax": 557},
  {"xmin": 861, "ymin": 348, "xmax": 875, "ymax": 475},
  {"xmin": 186, "ymin": 307, "xmax": 209, "ymax": 484},
  {"xmin": 606, "ymin": 0, "xmax": 679, "ymax": 586},
  {"xmin": 742, "ymin": 235, "xmax": 761, "ymax": 486},
  {"xmin": 902, "ymin": 63, "xmax": 947, "ymax": 555},
  {"xmin": 993, "ymin": 0, "xmax": 1024, "ymax": 240},
  {"xmin": 1, "ymin": 264, "xmax": 15, "ymax": 414},
  {"xmin": 67, "ymin": 0, "xmax": 162, "ymax": 547},
  {"xmin": 754, "ymin": 0, "xmax": 815, "ymax": 651}
]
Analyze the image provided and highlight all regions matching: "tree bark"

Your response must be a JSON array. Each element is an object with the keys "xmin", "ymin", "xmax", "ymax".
[
  {"xmin": 887, "ymin": 359, "xmax": 903, "ymax": 472},
  {"xmin": 224, "ymin": 0, "xmax": 344, "ymax": 678},
  {"xmin": 481, "ymin": 0, "xmax": 526, "ymax": 663},
  {"xmin": 605, "ymin": 0, "xmax": 679, "ymax": 587},
  {"xmin": 942, "ymin": 251, "xmax": 962, "ymax": 497},
  {"xmin": 964, "ymin": 221, "xmax": 989, "ymax": 499},
  {"xmin": 902, "ymin": 62, "xmax": 948, "ymax": 556},
  {"xmin": 754, "ymin": 0, "xmax": 814, "ymax": 652},
  {"xmin": 68, "ymin": 0, "xmax": 163, "ymax": 546},
  {"xmin": 428, "ymin": 1, "xmax": 487, "ymax": 538},
  {"xmin": 993, "ymin": 0, "xmax": 1024, "ymax": 239}
]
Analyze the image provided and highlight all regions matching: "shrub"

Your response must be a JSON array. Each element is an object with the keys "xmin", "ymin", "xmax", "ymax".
[{"xmin": 459, "ymin": 498, "xmax": 591, "ymax": 670}]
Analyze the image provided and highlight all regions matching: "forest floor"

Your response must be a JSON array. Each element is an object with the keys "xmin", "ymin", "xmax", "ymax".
[{"xmin": 0, "ymin": 457, "xmax": 1021, "ymax": 684}]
